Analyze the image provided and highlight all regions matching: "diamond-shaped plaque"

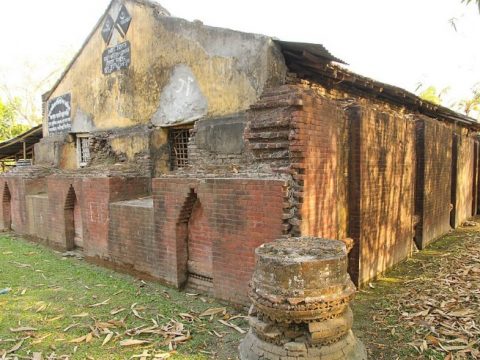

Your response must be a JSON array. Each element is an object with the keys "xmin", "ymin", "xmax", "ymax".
[
  {"xmin": 115, "ymin": 5, "xmax": 132, "ymax": 37},
  {"xmin": 101, "ymin": 14, "xmax": 114, "ymax": 44}
]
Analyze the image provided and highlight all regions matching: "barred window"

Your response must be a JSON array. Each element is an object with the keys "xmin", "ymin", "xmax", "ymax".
[
  {"xmin": 76, "ymin": 134, "xmax": 90, "ymax": 168},
  {"xmin": 169, "ymin": 128, "xmax": 191, "ymax": 170}
]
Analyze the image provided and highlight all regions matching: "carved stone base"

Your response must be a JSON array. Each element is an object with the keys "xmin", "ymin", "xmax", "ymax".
[{"xmin": 239, "ymin": 330, "xmax": 367, "ymax": 360}]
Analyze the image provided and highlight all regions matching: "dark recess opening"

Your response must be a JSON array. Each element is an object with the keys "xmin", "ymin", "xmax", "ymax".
[
  {"xmin": 2, "ymin": 183, "xmax": 11, "ymax": 230},
  {"xmin": 169, "ymin": 127, "xmax": 191, "ymax": 170},
  {"xmin": 64, "ymin": 185, "xmax": 83, "ymax": 250}
]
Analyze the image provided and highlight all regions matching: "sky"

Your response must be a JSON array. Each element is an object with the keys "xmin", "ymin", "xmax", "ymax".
[{"xmin": 1, "ymin": 0, "xmax": 479, "ymax": 117}]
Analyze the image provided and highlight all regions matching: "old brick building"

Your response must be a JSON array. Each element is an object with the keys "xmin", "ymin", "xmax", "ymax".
[{"xmin": 1, "ymin": 0, "xmax": 478, "ymax": 303}]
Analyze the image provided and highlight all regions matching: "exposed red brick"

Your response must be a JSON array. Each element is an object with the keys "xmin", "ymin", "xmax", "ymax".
[
  {"xmin": 451, "ymin": 132, "xmax": 475, "ymax": 228},
  {"xmin": 414, "ymin": 118, "xmax": 452, "ymax": 249},
  {"xmin": 347, "ymin": 104, "xmax": 415, "ymax": 286},
  {"xmin": 152, "ymin": 177, "xmax": 286, "ymax": 304}
]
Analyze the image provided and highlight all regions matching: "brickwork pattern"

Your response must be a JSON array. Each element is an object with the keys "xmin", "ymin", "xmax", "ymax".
[
  {"xmin": 347, "ymin": 105, "xmax": 415, "ymax": 285},
  {"xmin": 452, "ymin": 133, "xmax": 475, "ymax": 228},
  {"xmin": 0, "ymin": 179, "xmax": 11, "ymax": 230},
  {"xmin": 415, "ymin": 118, "xmax": 452, "ymax": 249},
  {"xmin": 153, "ymin": 177, "xmax": 286, "ymax": 304},
  {"xmin": 26, "ymin": 194, "xmax": 49, "ymax": 240},
  {"xmin": 108, "ymin": 198, "xmax": 155, "ymax": 276},
  {"xmin": 292, "ymin": 91, "xmax": 348, "ymax": 240},
  {"xmin": 46, "ymin": 176, "xmax": 150, "ymax": 253}
]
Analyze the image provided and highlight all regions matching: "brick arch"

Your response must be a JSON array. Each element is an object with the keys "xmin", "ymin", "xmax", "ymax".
[
  {"xmin": 64, "ymin": 185, "xmax": 83, "ymax": 250},
  {"xmin": 2, "ymin": 183, "xmax": 11, "ymax": 230}
]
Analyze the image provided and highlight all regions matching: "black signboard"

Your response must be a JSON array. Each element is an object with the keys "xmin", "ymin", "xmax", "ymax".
[
  {"xmin": 102, "ymin": 41, "xmax": 131, "ymax": 75},
  {"xmin": 101, "ymin": 14, "xmax": 114, "ymax": 44},
  {"xmin": 115, "ymin": 5, "xmax": 132, "ymax": 37},
  {"xmin": 47, "ymin": 93, "xmax": 72, "ymax": 134}
]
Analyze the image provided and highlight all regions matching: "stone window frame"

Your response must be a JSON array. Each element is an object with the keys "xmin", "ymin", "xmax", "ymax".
[{"xmin": 75, "ymin": 133, "xmax": 91, "ymax": 168}]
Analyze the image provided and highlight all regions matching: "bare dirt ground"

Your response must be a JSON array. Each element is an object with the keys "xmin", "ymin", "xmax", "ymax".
[{"xmin": 352, "ymin": 221, "xmax": 480, "ymax": 359}]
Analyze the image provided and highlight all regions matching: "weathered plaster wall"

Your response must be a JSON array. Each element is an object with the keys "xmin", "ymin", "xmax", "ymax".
[
  {"xmin": 44, "ymin": 0, "xmax": 286, "ymax": 134},
  {"xmin": 40, "ymin": 0, "xmax": 286, "ymax": 170}
]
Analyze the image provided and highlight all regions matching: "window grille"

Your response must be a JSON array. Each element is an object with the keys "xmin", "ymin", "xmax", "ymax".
[
  {"xmin": 76, "ymin": 135, "xmax": 91, "ymax": 168},
  {"xmin": 169, "ymin": 128, "xmax": 191, "ymax": 170}
]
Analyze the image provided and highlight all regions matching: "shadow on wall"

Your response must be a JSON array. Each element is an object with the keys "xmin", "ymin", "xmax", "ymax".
[
  {"xmin": 419, "ymin": 121, "xmax": 452, "ymax": 248},
  {"xmin": 176, "ymin": 188, "xmax": 199, "ymax": 288},
  {"xmin": 451, "ymin": 134, "xmax": 475, "ymax": 228},
  {"xmin": 64, "ymin": 185, "xmax": 83, "ymax": 250},
  {"xmin": 350, "ymin": 108, "xmax": 414, "ymax": 286},
  {"xmin": 2, "ymin": 183, "xmax": 11, "ymax": 230},
  {"xmin": 301, "ymin": 95, "xmax": 344, "ymax": 241}
]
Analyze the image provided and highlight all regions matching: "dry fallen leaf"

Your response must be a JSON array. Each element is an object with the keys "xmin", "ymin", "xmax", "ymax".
[
  {"xmin": 72, "ymin": 312, "xmax": 89, "ymax": 318},
  {"xmin": 7, "ymin": 339, "xmax": 24, "ymax": 354},
  {"xmin": 199, "ymin": 307, "xmax": 226, "ymax": 317},
  {"xmin": 102, "ymin": 332, "xmax": 113, "ymax": 346},
  {"xmin": 218, "ymin": 319, "xmax": 246, "ymax": 334},
  {"xmin": 448, "ymin": 309, "xmax": 475, "ymax": 317},
  {"xmin": 120, "ymin": 339, "xmax": 150, "ymax": 347},
  {"xmin": 69, "ymin": 335, "xmax": 87, "ymax": 343},
  {"xmin": 47, "ymin": 315, "xmax": 64, "ymax": 322},
  {"xmin": 10, "ymin": 326, "xmax": 37, "ymax": 332},
  {"xmin": 89, "ymin": 298, "xmax": 110, "ymax": 307},
  {"xmin": 110, "ymin": 308, "xmax": 126, "ymax": 315},
  {"xmin": 85, "ymin": 332, "xmax": 93, "ymax": 343}
]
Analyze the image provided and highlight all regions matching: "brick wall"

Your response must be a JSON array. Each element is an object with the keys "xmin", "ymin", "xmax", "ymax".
[
  {"xmin": 26, "ymin": 194, "xmax": 49, "ymax": 240},
  {"xmin": 47, "ymin": 175, "xmax": 150, "ymax": 253},
  {"xmin": 153, "ymin": 177, "xmax": 286, "ymax": 304},
  {"xmin": 451, "ymin": 132, "xmax": 475, "ymax": 227},
  {"xmin": 292, "ymin": 90, "xmax": 348, "ymax": 240},
  {"xmin": 7, "ymin": 177, "xmax": 28, "ymax": 234},
  {"xmin": 3, "ymin": 177, "xmax": 46, "ymax": 235},
  {"xmin": 108, "ymin": 198, "xmax": 155, "ymax": 275},
  {"xmin": 347, "ymin": 104, "xmax": 415, "ymax": 286},
  {"xmin": 414, "ymin": 118, "xmax": 452, "ymax": 249}
]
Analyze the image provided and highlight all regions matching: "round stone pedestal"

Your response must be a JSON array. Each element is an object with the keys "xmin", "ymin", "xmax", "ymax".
[{"xmin": 239, "ymin": 237, "xmax": 367, "ymax": 360}]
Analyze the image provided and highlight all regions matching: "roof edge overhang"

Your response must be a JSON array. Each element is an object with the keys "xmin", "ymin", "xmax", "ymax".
[{"xmin": 275, "ymin": 42, "xmax": 479, "ymax": 131}]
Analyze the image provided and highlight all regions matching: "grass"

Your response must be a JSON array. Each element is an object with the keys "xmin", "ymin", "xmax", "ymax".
[
  {"xmin": 1, "ymin": 224, "xmax": 479, "ymax": 359},
  {"xmin": 0, "ymin": 234, "xmax": 245, "ymax": 359}
]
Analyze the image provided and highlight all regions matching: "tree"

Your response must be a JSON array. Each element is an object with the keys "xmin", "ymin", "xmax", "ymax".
[
  {"xmin": 0, "ymin": 47, "xmax": 75, "ymax": 127},
  {"xmin": 462, "ymin": 0, "xmax": 480, "ymax": 12},
  {"xmin": 417, "ymin": 85, "xmax": 450, "ymax": 106},
  {"xmin": 456, "ymin": 85, "xmax": 480, "ymax": 117},
  {"xmin": 0, "ymin": 97, "xmax": 30, "ymax": 142}
]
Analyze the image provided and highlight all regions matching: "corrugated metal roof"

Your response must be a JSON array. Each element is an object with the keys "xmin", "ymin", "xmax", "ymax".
[
  {"xmin": 274, "ymin": 40, "xmax": 347, "ymax": 65},
  {"xmin": 0, "ymin": 125, "xmax": 43, "ymax": 161},
  {"xmin": 275, "ymin": 40, "xmax": 480, "ymax": 130}
]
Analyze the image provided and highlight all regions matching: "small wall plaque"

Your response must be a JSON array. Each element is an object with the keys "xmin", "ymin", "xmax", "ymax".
[
  {"xmin": 101, "ymin": 14, "xmax": 114, "ymax": 44},
  {"xmin": 47, "ymin": 93, "xmax": 72, "ymax": 134},
  {"xmin": 102, "ymin": 41, "xmax": 131, "ymax": 75}
]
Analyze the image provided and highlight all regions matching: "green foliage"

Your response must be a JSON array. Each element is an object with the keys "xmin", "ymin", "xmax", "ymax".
[
  {"xmin": 418, "ymin": 86, "xmax": 450, "ymax": 106},
  {"xmin": 456, "ymin": 85, "xmax": 480, "ymax": 116},
  {"xmin": 419, "ymin": 86, "xmax": 442, "ymax": 105},
  {"xmin": 0, "ymin": 97, "xmax": 30, "ymax": 142}
]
